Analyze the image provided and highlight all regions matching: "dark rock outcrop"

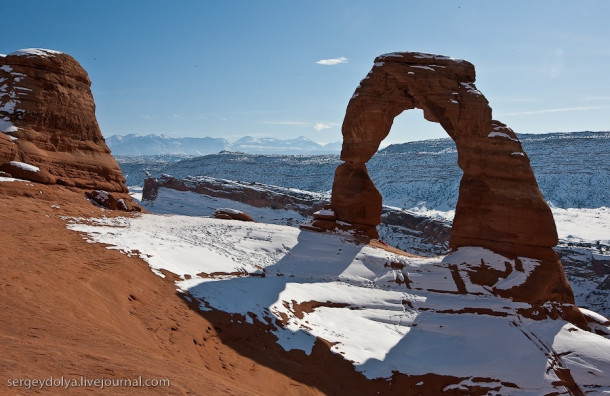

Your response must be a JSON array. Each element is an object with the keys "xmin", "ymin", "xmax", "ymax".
[{"xmin": 0, "ymin": 48, "xmax": 137, "ymax": 210}]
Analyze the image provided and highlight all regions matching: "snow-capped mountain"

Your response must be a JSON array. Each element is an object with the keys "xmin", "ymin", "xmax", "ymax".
[
  {"xmin": 105, "ymin": 134, "xmax": 231, "ymax": 156},
  {"xmin": 106, "ymin": 133, "xmax": 341, "ymax": 156},
  {"xmin": 232, "ymin": 135, "xmax": 340, "ymax": 154}
]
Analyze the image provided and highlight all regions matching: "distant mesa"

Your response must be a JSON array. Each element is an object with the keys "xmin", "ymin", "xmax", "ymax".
[
  {"xmin": 0, "ymin": 48, "xmax": 138, "ymax": 210},
  {"xmin": 312, "ymin": 51, "xmax": 585, "ymax": 325}
]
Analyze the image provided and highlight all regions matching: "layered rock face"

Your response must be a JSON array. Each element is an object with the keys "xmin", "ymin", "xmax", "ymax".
[
  {"xmin": 329, "ymin": 52, "xmax": 580, "ymax": 318},
  {"xmin": 0, "ymin": 49, "xmax": 135, "ymax": 209}
]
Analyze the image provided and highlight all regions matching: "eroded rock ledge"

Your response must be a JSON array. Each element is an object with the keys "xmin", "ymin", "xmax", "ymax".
[{"xmin": 0, "ymin": 48, "xmax": 137, "ymax": 210}]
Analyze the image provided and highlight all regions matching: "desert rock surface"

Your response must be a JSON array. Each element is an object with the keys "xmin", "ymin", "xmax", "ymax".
[{"xmin": 0, "ymin": 49, "xmax": 136, "ymax": 210}]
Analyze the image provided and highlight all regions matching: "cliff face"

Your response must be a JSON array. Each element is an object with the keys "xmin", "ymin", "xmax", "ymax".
[{"xmin": 0, "ymin": 49, "xmax": 135, "ymax": 208}]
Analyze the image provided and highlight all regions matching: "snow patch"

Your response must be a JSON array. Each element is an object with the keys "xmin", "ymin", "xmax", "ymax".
[
  {"xmin": 459, "ymin": 82, "xmax": 482, "ymax": 96},
  {"xmin": 410, "ymin": 65, "xmax": 435, "ymax": 71},
  {"xmin": 579, "ymin": 307, "xmax": 609, "ymax": 324},
  {"xmin": 214, "ymin": 207, "xmax": 244, "ymax": 215},
  {"xmin": 379, "ymin": 52, "xmax": 404, "ymax": 58},
  {"xmin": 412, "ymin": 53, "xmax": 464, "ymax": 62},
  {"xmin": 8, "ymin": 48, "xmax": 62, "ymax": 57},
  {"xmin": 314, "ymin": 209, "xmax": 335, "ymax": 216},
  {"xmin": 0, "ymin": 176, "xmax": 26, "ymax": 182},
  {"xmin": 9, "ymin": 161, "xmax": 39, "ymax": 173},
  {"xmin": 488, "ymin": 131, "xmax": 518, "ymax": 141}
]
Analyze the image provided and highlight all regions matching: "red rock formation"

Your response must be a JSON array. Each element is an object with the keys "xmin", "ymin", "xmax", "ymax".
[
  {"xmin": 328, "ymin": 52, "xmax": 582, "ymax": 322},
  {"xmin": 0, "ymin": 48, "xmax": 137, "ymax": 210},
  {"xmin": 213, "ymin": 208, "xmax": 255, "ymax": 222}
]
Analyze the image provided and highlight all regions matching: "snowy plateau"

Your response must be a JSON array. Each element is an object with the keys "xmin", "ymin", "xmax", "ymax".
[{"xmin": 65, "ymin": 131, "xmax": 610, "ymax": 393}]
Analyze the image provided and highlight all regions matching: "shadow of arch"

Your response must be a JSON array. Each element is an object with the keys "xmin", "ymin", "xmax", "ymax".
[{"xmin": 181, "ymin": 229, "xmax": 490, "ymax": 394}]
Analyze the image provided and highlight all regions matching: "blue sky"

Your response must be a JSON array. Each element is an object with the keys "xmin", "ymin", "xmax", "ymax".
[{"xmin": 3, "ymin": 1, "xmax": 610, "ymax": 144}]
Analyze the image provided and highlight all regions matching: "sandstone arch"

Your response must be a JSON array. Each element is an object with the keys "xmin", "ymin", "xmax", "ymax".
[
  {"xmin": 330, "ymin": 52, "xmax": 582, "ymax": 318},
  {"xmin": 332, "ymin": 52, "xmax": 557, "ymax": 255}
]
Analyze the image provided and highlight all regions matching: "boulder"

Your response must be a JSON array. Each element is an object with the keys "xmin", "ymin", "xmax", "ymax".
[
  {"xmin": 213, "ymin": 208, "xmax": 254, "ymax": 222},
  {"xmin": 86, "ymin": 190, "xmax": 140, "ymax": 212}
]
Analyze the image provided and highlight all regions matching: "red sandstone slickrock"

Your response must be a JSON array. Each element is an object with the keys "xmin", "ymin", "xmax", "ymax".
[{"xmin": 0, "ymin": 49, "xmax": 137, "ymax": 210}]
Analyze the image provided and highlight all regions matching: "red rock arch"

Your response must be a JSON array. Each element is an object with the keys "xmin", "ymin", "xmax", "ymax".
[
  {"xmin": 331, "ymin": 52, "xmax": 557, "ymax": 257},
  {"xmin": 330, "ymin": 53, "xmax": 585, "ymax": 320}
]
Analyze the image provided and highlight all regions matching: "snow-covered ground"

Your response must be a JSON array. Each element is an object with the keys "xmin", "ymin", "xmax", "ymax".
[
  {"xmin": 67, "ymin": 214, "xmax": 610, "ymax": 393},
  {"xmin": 407, "ymin": 206, "xmax": 610, "ymax": 246},
  {"xmin": 139, "ymin": 187, "xmax": 308, "ymax": 227},
  {"xmin": 134, "ymin": 184, "xmax": 609, "ymax": 258},
  {"xmin": 132, "ymin": 182, "xmax": 610, "ymax": 316}
]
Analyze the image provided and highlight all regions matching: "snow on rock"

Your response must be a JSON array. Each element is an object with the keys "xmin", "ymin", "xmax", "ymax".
[
  {"xmin": 379, "ymin": 52, "xmax": 404, "ymax": 58},
  {"xmin": 8, "ymin": 48, "xmax": 63, "ymax": 57},
  {"xmin": 315, "ymin": 209, "xmax": 335, "ymax": 217},
  {"xmin": 410, "ymin": 65, "xmax": 436, "ymax": 71},
  {"xmin": 215, "ymin": 207, "xmax": 243, "ymax": 215},
  {"xmin": 213, "ymin": 207, "xmax": 254, "ymax": 222},
  {"xmin": 488, "ymin": 131, "xmax": 519, "ymax": 141},
  {"xmin": 459, "ymin": 81, "xmax": 482, "ymax": 96},
  {"xmin": 0, "ymin": 176, "xmax": 26, "ymax": 182},
  {"xmin": 66, "ymin": 214, "xmax": 610, "ymax": 392},
  {"xmin": 579, "ymin": 307, "xmax": 609, "ymax": 325},
  {"xmin": 9, "ymin": 161, "xmax": 39, "ymax": 172}
]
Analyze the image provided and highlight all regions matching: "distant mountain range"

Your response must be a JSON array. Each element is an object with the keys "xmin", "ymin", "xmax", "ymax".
[
  {"xmin": 117, "ymin": 131, "xmax": 610, "ymax": 210},
  {"xmin": 105, "ymin": 133, "xmax": 342, "ymax": 155}
]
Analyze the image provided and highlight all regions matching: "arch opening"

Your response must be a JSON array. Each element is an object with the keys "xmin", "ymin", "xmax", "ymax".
[
  {"xmin": 366, "ymin": 108, "xmax": 461, "ymax": 254},
  {"xmin": 378, "ymin": 108, "xmax": 450, "ymax": 148}
]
